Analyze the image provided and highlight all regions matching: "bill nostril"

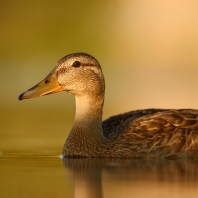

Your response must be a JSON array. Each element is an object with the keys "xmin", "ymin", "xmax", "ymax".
[{"xmin": 45, "ymin": 79, "xmax": 50, "ymax": 84}]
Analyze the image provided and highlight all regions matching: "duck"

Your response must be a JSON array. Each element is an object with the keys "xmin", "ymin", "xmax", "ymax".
[{"xmin": 19, "ymin": 52, "xmax": 198, "ymax": 158}]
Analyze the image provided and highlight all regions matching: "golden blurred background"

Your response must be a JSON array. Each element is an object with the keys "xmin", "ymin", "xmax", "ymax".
[{"xmin": 1, "ymin": 0, "xmax": 198, "ymax": 155}]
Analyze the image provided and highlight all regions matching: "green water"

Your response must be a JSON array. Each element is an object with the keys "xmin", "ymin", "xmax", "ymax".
[{"xmin": 1, "ymin": 155, "xmax": 198, "ymax": 198}]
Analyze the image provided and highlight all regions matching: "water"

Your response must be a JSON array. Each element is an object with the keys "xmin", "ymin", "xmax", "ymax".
[
  {"xmin": 1, "ymin": 107, "xmax": 198, "ymax": 198},
  {"xmin": 1, "ymin": 154, "xmax": 198, "ymax": 198}
]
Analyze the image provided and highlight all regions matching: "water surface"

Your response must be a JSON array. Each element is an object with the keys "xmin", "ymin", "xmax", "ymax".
[{"xmin": 1, "ymin": 154, "xmax": 198, "ymax": 198}]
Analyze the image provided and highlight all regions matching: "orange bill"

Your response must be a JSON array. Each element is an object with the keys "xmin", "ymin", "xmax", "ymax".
[{"xmin": 19, "ymin": 72, "xmax": 65, "ymax": 100}]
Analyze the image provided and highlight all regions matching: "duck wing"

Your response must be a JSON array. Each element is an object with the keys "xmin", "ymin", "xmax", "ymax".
[
  {"xmin": 102, "ymin": 109, "xmax": 171, "ymax": 138},
  {"xmin": 117, "ymin": 109, "xmax": 198, "ymax": 158}
]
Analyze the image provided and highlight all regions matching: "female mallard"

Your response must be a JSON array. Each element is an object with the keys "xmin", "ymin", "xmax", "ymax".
[{"xmin": 19, "ymin": 53, "xmax": 198, "ymax": 158}]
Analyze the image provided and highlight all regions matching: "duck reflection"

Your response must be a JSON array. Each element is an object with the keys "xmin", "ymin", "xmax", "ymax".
[{"xmin": 62, "ymin": 158, "xmax": 198, "ymax": 198}]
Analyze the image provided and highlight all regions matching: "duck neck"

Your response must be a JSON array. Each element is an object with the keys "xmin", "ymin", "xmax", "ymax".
[
  {"xmin": 63, "ymin": 93, "xmax": 106, "ymax": 156},
  {"xmin": 74, "ymin": 94, "xmax": 104, "ymax": 128}
]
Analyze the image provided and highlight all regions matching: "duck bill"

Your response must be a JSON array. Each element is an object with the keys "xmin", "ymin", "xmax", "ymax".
[{"xmin": 19, "ymin": 72, "xmax": 65, "ymax": 100}]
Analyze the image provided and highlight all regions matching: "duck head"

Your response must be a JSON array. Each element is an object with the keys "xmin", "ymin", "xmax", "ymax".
[{"xmin": 19, "ymin": 53, "xmax": 105, "ymax": 100}]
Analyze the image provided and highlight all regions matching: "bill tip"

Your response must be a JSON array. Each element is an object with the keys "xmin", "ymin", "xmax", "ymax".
[{"xmin": 18, "ymin": 93, "xmax": 24, "ymax": 100}]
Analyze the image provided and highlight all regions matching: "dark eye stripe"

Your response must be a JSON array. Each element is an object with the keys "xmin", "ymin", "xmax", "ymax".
[{"xmin": 72, "ymin": 61, "xmax": 81, "ymax": 67}]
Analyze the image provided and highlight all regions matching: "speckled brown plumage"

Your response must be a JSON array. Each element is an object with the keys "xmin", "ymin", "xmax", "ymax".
[{"xmin": 19, "ymin": 53, "xmax": 198, "ymax": 158}]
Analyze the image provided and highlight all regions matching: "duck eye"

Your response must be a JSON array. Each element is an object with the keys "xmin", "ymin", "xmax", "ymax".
[{"xmin": 72, "ymin": 61, "xmax": 81, "ymax": 68}]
